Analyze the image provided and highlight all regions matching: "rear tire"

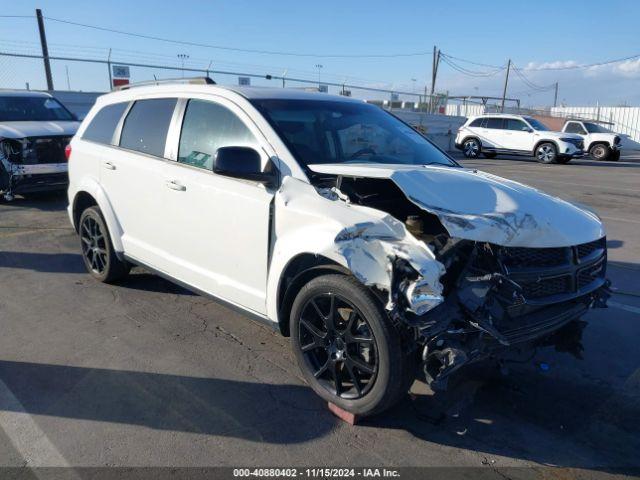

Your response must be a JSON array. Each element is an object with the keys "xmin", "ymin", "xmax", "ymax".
[
  {"xmin": 590, "ymin": 144, "xmax": 610, "ymax": 161},
  {"xmin": 535, "ymin": 142, "xmax": 558, "ymax": 164},
  {"xmin": 290, "ymin": 274, "xmax": 410, "ymax": 417},
  {"xmin": 462, "ymin": 138, "xmax": 481, "ymax": 159},
  {"xmin": 79, "ymin": 206, "xmax": 130, "ymax": 283}
]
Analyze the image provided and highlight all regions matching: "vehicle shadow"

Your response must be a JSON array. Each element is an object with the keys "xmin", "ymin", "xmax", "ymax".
[
  {"xmin": 0, "ymin": 251, "xmax": 87, "ymax": 274},
  {"xmin": 0, "ymin": 193, "xmax": 68, "ymax": 211},
  {"xmin": 0, "ymin": 360, "xmax": 334, "ymax": 444},
  {"xmin": 455, "ymin": 154, "xmax": 640, "ymax": 168}
]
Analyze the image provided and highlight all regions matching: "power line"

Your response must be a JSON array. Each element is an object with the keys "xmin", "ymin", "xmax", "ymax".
[
  {"xmin": 439, "ymin": 53, "xmax": 504, "ymax": 70},
  {"xmin": 42, "ymin": 16, "xmax": 435, "ymax": 58},
  {"xmin": 511, "ymin": 64, "xmax": 554, "ymax": 91},
  {"xmin": 440, "ymin": 54, "xmax": 505, "ymax": 77},
  {"xmin": 523, "ymin": 53, "xmax": 640, "ymax": 71}
]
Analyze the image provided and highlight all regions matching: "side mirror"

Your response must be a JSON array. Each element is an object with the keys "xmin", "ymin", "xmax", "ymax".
[{"xmin": 213, "ymin": 147, "xmax": 277, "ymax": 187}]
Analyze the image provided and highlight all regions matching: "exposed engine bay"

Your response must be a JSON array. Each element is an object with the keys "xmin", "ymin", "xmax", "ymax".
[
  {"xmin": 0, "ymin": 136, "xmax": 71, "ymax": 201},
  {"xmin": 312, "ymin": 172, "xmax": 610, "ymax": 389}
]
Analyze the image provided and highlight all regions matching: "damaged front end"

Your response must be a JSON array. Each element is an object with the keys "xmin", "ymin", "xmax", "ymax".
[
  {"xmin": 413, "ymin": 237, "xmax": 610, "ymax": 389},
  {"xmin": 0, "ymin": 136, "xmax": 71, "ymax": 201},
  {"xmin": 307, "ymin": 166, "xmax": 610, "ymax": 390}
]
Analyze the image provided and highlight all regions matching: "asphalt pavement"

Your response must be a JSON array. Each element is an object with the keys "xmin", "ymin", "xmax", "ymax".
[{"xmin": 0, "ymin": 154, "xmax": 638, "ymax": 477}]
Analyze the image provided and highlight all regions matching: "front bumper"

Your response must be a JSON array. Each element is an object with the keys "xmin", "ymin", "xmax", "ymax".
[{"xmin": 415, "ymin": 237, "xmax": 609, "ymax": 388}]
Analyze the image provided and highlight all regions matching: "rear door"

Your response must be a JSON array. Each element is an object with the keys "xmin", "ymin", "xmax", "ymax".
[
  {"xmin": 99, "ymin": 97, "xmax": 178, "ymax": 268},
  {"xmin": 478, "ymin": 117, "xmax": 505, "ymax": 148}
]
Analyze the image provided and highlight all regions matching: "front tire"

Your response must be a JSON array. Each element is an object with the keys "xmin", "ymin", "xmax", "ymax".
[
  {"xmin": 535, "ymin": 142, "xmax": 558, "ymax": 164},
  {"xmin": 290, "ymin": 274, "xmax": 410, "ymax": 417},
  {"xmin": 590, "ymin": 144, "xmax": 610, "ymax": 161},
  {"xmin": 462, "ymin": 138, "xmax": 481, "ymax": 158},
  {"xmin": 79, "ymin": 206, "xmax": 130, "ymax": 283}
]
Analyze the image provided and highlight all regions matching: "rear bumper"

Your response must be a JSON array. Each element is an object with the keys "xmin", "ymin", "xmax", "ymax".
[
  {"xmin": 1, "ymin": 163, "xmax": 68, "ymax": 194},
  {"xmin": 10, "ymin": 172, "xmax": 68, "ymax": 194}
]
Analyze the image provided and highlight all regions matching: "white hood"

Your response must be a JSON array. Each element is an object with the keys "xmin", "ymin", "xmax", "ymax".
[
  {"xmin": 0, "ymin": 121, "xmax": 79, "ymax": 139},
  {"xmin": 542, "ymin": 130, "xmax": 582, "ymax": 141},
  {"xmin": 308, "ymin": 163, "xmax": 605, "ymax": 248}
]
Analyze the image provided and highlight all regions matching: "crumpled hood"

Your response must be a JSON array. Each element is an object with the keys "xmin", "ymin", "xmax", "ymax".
[
  {"xmin": 308, "ymin": 163, "xmax": 605, "ymax": 247},
  {"xmin": 0, "ymin": 121, "xmax": 79, "ymax": 139}
]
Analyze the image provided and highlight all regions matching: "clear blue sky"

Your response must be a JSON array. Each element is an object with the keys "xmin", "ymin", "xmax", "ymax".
[{"xmin": 1, "ymin": 0, "xmax": 639, "ymax": 105}]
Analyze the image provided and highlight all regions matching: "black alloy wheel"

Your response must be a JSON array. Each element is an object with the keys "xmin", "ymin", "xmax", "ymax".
[
  {"xmin": 298, "ymin": 292, "xmax": 378, "ymax": 400},
  {"xmin": 80, "ymin": 214, "xmax": 108, "ymax": 275}
]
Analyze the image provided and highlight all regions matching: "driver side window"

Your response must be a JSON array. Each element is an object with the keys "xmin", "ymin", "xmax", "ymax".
[
  {"xmin": 178, "ymin": 99, "xmax": 257, "ymax": 170},
  {"xmin": 565, "ymin": 122, "xmax": 586, "ymax": 135}
]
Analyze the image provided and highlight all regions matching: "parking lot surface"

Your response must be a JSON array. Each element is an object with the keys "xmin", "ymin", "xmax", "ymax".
[{"xmin": 1, "ymin": 155, "xmax": 639, "ymax": 477}]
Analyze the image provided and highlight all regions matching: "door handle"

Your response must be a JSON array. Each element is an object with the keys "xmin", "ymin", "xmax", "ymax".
[
  {"xmin": 165, "ymin": 180, "xmax": 186, "ymax": 191},
  {"xmin": 102, "ymin": 161, "xmax": 116, "ymax": 170}
]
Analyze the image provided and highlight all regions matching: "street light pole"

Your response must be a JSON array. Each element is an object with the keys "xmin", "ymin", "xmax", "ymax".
[{"xmin": 177, "ymin": 54, "xmax": 189, "ymax": 78}]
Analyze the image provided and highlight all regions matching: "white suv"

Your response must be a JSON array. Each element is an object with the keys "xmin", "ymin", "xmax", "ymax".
[
  {"xmin": 68, "ymin": 79, "xmax": 609, "ymax": 416},
  {"xmin": 456, "ymin": 114, "xmax": 584, "ymax": 164}
]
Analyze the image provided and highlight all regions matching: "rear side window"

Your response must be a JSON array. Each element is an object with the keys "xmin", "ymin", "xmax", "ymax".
[
  {"xmin": 469, "ymin": 118, "xmax": 483, "ymax": 127},
  {"xmin": 120, "ymin": 98, "xmax": 177, "ymax": 157},
  {"xmin": 82, "ymin": 102, "xmax": 128, "ymax": 145},
  {"xmin": 485, "ymin": 118, "xmax": 504, "ymax": 129},
  {"xmin": 178, "ymin": 99, "xmax": 257, "ymax": 170}
]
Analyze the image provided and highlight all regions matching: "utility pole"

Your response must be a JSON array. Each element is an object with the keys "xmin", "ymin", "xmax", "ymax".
[
  {"xmin": 36, "ymin": 9, "xmax": 54, "ymax": 90},
  {"xmin": 65, "ymin": 65, "xmax": 70, "ymax": 90},
  {"xmin": 553, "ymin": 82, "xmax": 559, "ymax": 108},
  {"xmin": 315, "ymin": 64, "xmax": 323, "ymax": 87},
  {"xmin": 500, "ymin": 59, "xmax": 511, "ymax": 112},
  {"xmin": 429, "ymin": 46, "xmax": 440, "ymax": 113},
  {"xmin": 107, "ymin": 48, "xmax": 113, "ymax": 89}
]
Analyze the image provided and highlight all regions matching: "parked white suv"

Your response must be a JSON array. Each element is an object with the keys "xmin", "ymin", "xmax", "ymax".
[
  {"xmin": 562, "ymin": 120, "xmax": 621, "ymax": 161},
  {"xmin": 68, "ymin": 80, "xmax": 609, "ymax": 416},
  {"xmin": 456, "ymin": 114, "xmax": 584, "ymax": 164}
]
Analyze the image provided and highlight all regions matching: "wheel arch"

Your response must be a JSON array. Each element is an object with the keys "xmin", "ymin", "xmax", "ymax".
[
  {"xmin": 71, "ymin": 178, "xmax": 125, "ymax": 253},
  {"xmin": 533, "ymin": 139, "xmax": 560, "ymax": 155},
  {"xmin": 460, "ymin": 136, "xmax": 482, "ymax": 148},
  {"xmin": 587, "ymin": 140, "xmax": 610, "ymax": 152},
  {"xmin": 276, "ymin": 253, "xmax": 352, "ymax": 336}
]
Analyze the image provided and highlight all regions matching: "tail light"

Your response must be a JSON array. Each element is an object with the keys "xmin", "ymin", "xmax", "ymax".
[{"xmin": 65, "ymin": 143, "xmax": 72, "ymax": 160}]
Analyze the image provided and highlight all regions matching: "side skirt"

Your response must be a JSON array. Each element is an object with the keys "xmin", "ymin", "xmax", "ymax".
[{"xmin": 123, "ymin": 254, "xmax": 280, "ymax": 333}]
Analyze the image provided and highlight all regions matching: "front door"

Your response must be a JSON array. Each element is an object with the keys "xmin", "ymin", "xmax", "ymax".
[
  {"xmin": 504, "ymin": 118, "xmax": 534, "ymax": 152},
  {"xmin": 160, "ymin": 97, "xmax": 276, "ymax": 314}
]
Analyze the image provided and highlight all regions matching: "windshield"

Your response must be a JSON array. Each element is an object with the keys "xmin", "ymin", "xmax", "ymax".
[
  {"xmin": 0, "ymin": 96, "xmax": 75, "ymax": 122},
  {"xmin": 251, "ymin": 99, "xmax": 457, "ymax": 168},
  {"xmin": 523, "ymin": 117, "xmax": 549, "ymax": 131},
  {"xmin": 584, "ymin": 122, "xmax": 612, "ymax": 133}
]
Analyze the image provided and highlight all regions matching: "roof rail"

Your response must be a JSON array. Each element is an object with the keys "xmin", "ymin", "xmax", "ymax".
[{"xmin": 113, "ymin": 76, "xmax": 216, "ymax": 91}]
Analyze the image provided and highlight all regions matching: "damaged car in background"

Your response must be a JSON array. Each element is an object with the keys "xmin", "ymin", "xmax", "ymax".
[
  {"xmin": 68, "ymin": 83, "xmax": 610, "ymax": 417},
  {"xmin": 1, "ymin": 91, "xmax": 78, "ymax": 201}
]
